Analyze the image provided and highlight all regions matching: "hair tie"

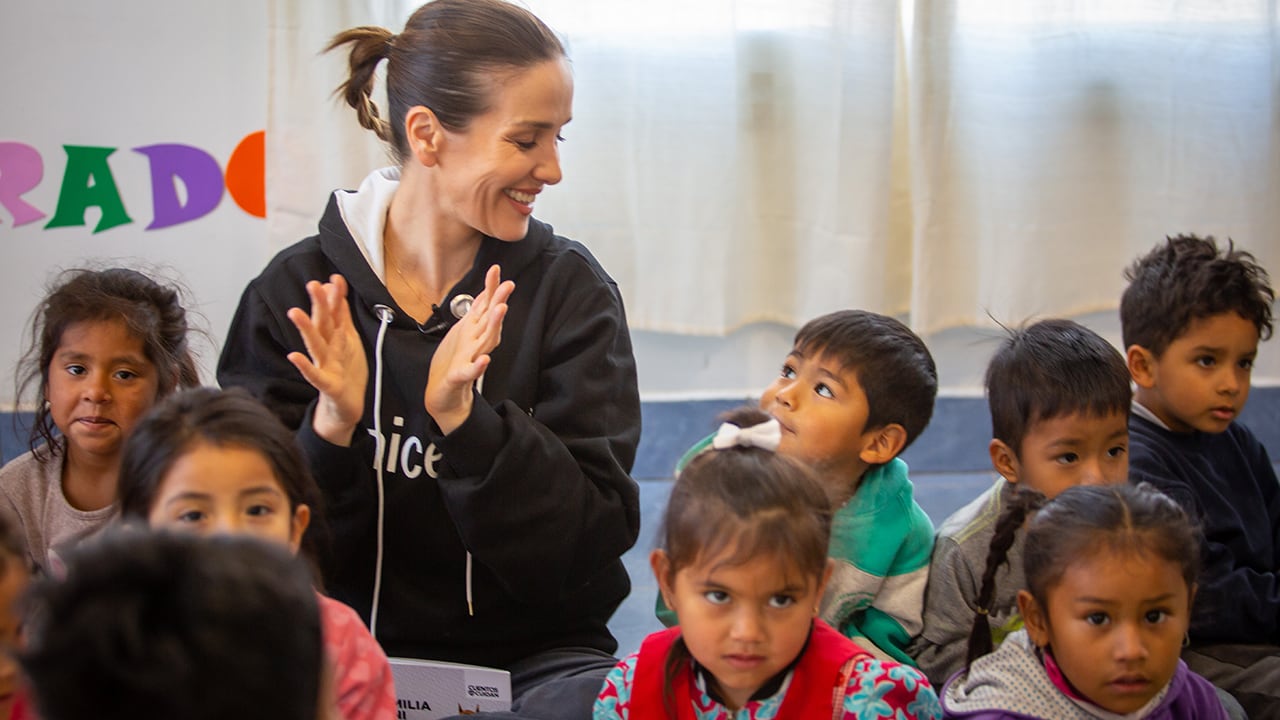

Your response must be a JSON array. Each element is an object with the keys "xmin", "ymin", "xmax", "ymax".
[
  {"xmin": 975, "ymin": 606, "xmax": 990, "ymax": 616},
  {"xmin": 711, "ymin": 419, "xmax": 781, "ymax": 452}
]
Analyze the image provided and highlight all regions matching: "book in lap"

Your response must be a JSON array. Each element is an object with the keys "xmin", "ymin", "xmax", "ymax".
[{"xmin": 389, "ymin": 657, "xmax": 512, "ymax": 718}]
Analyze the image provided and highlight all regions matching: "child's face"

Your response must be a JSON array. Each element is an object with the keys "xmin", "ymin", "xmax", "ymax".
[
  {"xmin": 992, "ymin": 410, "xmax": 1128, "ymax": 499},
  {"xmin": 760, "ymin": 348, "xmax": 878, "ymax": 482},
  {"xmin": 1132, "ymin": 312, "xmax": 1258, "ymax": 434},
  {"xmin": 1019, "ymin": 547, "xmax": 1191, "ymax": 715},
  {"xmin": 0, "ymin": 562, "xmax": 29, "ymax": 718},
  {"xmin": 653, "ymin": 548, "xmax": 828, "ymax": 712},
  {"xmin": 45, "ymin": 319, "xmax": 160, "ymax": 463},
  {"xmin": 148, "ymin": 442, "xmax": 309, "ymax": 555}
]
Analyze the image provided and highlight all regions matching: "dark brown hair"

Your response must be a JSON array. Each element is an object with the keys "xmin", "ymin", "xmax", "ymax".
[
  {"xmin": 1121, "ymin": 234, "xmax": 1274, "ymax": 355},
  {"xmin": 985, "ymin": 318, "xmax": 1131, "ymax": 458},
  {"xmin": 16, "ymin": 268, "xmax": 200, "ymax": 460},
  {"xmin": 326, "ymin": 0, "xmax": 566, "ymax": 162},
  {"xmin": 658, "ymin": 406, "xmax": 832, "ymax": 714}
]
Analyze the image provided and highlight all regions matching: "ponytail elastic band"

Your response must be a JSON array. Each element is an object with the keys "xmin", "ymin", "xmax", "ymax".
[
  {"xmin": 975, "ymin": 606, "xmax": 989, "ymax": 616},
  {"xmin": 711, "ymin": 418, "xmax": 782, "ymax": 452}
]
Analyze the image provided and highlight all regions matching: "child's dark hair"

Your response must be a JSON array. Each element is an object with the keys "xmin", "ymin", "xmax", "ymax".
[
  {"xmin": 16, "ymin": 267, "xmax": 200, "ymax": 459},
  {"xmin": 966, "ymin": 483, "xmax": 1198, "ymax": 666},
  {"xmin": 1121, "ymin": 234, "xmax": 1275, "ymax": 355},
  {"xmin": 117, "ymin": 387, "xmax": 330, "ymax": 583},
  {"xmin": 792, "ymin": 310, "xmax": 937, "ymax": 452},
  {"xmin": 20, "ymin": 529, "xmax": 323, "ymax": 720},
  {"xmin": 985, "ymin": 318, "xmax": 1131, "ymax": 458},
  {"xmin": 658, "ymin": 406, "xmax": 832, "ymax": 713}
]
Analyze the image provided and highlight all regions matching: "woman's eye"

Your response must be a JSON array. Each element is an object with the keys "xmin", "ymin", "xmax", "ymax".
[
  {"xmin": 513, "ymin": 139, "xmax": 537, "ymax": 150},
  {"xmin": 703, "ymin": 591, "xmax": 730, "ymax": 605},
  {"xmin": 768, "ymin": 594, "xmax": 796, "ymax": 609},
  {"xmin": 815, "ymin": 383, "xmax": 834, "ymax": 399}
]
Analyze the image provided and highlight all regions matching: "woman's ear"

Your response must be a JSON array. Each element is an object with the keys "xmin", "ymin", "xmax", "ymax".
[
  {"xmin": 989, "ymin": 439, "xmax": 1020, "ymax": 484},
  {"xmin": 404, "ymin": 105, "xmax": 445, "ymax": 167},
  {"xmin": 289, "ymin": 504, "xmax": 312, "ymax": 555},
  {"xmin": 651, "ymin": 550, "xmax": 676, "ymax": 611},
  {"xmin": 858, "ymin": 423, "xmax": 907, "ymax": 465},
  {"xmin": 1127, "ymin": 345, "xmax": 1157, "ymax": 389},
  {"xmin": 1017, "ymin": 589, "xmax": 1050, "ymax": 648}
]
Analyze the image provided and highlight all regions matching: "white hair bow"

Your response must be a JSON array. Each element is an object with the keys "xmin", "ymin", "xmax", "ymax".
[{"xmin": 711, "ymin": 418, "xmax": 782, "ymax": 452}]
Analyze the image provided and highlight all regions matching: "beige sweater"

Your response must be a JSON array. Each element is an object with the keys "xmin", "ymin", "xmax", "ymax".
[{"xmin": 0, "ymin": 449, "xmax": 117, "ymax": 574}]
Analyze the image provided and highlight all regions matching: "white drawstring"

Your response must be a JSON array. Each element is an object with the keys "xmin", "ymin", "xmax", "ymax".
[{"xmin": 369, "ymin": 304, "xmax": 394, "ymax": 638}]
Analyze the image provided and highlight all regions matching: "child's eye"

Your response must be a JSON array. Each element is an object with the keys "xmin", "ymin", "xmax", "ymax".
[
  {"xmin": 65, "ymin": 364, "xmax": 86, "ymax": 376},
  {"xmin": 1144, "ymin": 609, "xmax": 1169, "ymax": 624},
  {"xmin": 814, "ymin": 383, "xmax": 834, "ymax": 399},
  {"xmin": 768, "ymin": 594, "xmax": 796, "ymax": 609},
  {"xmin": 176, "ymin": 510, "xmax": 206, "ymax": 524},
  {"xmin": 1055, "ymin": 452, "xmax": 1080, "ymax": 465},
  {"xmin": 555, "ymin": 134, "xmax": 566, "ymax": 143},
  {"xmin": 703, "ymin": 591, "xmax": 730, "ymax": 605},
  {"xmin": 246, "ymin": 505, "xmax": 275, "ymax": 517},
  {"xmin": 780, "ymin": 364, "xmax": 796, "ymax": 380},
  {"xmin": 1195, "ymin": 356, "xmax": 1216, "ymax": 368},
  {"xmin": 1085, "ymin": 612, "xmax": 1109, "ymax": 626},
  {"xmin": 1107, "ymin": 445, "xmax": 1127, "ymax": 459},
  {"xmin": 113, "ymin": 369, "xmax": 138, "ymax": 381},
  {"xmin": 1239, "ymin": 358, "xmax": 1254, "ymax": 370}
]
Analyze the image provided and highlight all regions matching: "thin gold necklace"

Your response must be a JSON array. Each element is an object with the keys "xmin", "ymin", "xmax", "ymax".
[{"xmin": 385, "ymin": 241, "xmax": 435, "ymax": 315}]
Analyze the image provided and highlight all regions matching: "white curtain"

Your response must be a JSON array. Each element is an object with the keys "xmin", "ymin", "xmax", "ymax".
[{"xmin": 267, "ymin": 0, "xmax": 1280, "ymax": 337}]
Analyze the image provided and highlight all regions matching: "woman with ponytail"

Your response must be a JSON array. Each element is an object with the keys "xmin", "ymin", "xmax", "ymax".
[{"xmin": 218, "ymin": 2, "xmax": 641, "ymax": 718}]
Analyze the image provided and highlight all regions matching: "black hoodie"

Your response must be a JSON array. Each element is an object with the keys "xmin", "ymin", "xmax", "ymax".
[{"xmin": 218, "ymin": 183, "xmax": 641, "ymax": 666}]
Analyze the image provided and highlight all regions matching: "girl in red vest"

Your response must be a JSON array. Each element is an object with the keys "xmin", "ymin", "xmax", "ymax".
[{"xmin": 595, "ymin": 408, "xmax": 941, "ymax": 720}]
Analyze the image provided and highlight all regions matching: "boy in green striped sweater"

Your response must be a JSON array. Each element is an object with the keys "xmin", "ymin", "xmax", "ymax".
[{"xmin": 658, "ymin": 310, "xmax": 938, "ymax": 666}]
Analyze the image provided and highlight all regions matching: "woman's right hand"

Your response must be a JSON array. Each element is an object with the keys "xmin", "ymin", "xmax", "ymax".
[{"xmin": 286, "ymin": 274, "xmax": 368, "ymax": 446}]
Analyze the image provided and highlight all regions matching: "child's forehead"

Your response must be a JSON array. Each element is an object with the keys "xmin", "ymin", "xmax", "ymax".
[
  {"xmin": 788, "ymin": 344, "xmax": 864, "ymax": 384},
  {"xmin": 1167, "ymin": 311, "xmax": 1262, "ymax": 348},
  {"xmin": 1029, "ymin": 406, "xmax": 1129, "ymax": 433}
]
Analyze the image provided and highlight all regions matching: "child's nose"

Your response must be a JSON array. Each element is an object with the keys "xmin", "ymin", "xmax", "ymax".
[
  {"xmin": 1112, "ymin": 623, "xmax": 1148, "ymax": 662},
  {"xmin": 82, "ymin": 374, "xmax": 111, "ymax": 403},
  {"xmin": 1218, "ymin": 368, "xmax": 1242, "ymax": 395},
  {"xmin": 729, "ymin": 608, "xmax": 765, "ymax": 643}
]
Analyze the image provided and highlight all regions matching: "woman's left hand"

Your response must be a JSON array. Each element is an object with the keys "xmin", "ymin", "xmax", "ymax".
[{"xmin": 424, "ymin": 264, "xmax": 515, "ymax": 434}]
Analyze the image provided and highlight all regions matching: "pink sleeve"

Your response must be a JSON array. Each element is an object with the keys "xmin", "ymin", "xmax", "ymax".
[
  {"xmin": 839, "ymin": 656, "xmax": 943, "ymax": 720},
  {"xmin": 319, "ymin": 595, "xmax": 398, "ymax": 720}
]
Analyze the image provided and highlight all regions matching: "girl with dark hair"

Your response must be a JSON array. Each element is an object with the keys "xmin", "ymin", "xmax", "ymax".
[
  {"xmin": 943, "ymin": 484, "xmax": 1228, "ymax": 719},
  {"xmin": 117, "ymin": 387, "xmax": 395, "ymax": 720},
  {"xmin": 217, "ymin": 1, "xmax": 640, "ymax": 716},
  {"xmin": 596, "ymin": 408, "xmax": 940, "ymax": 719},
  {"xmin": 0, "ymin": 267, "xmax": 199, "ymax": 574}
]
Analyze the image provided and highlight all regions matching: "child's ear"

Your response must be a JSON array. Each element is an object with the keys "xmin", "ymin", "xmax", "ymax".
[
  {"xmin": 1127, "ymin": 345, "xmax": 1158, "ymax": 389},
  {"xmin": 989, "ymin": 439, "xmax": 1020, "ymax": 483},
  {"xmin": 405, "ymin": 105, "xmax": 445, "ymax": 167},
  {"xmin": 858, "ymin": 424, "xmax": 907, "ymax": 465},
  {"xmin": 1017, "ymin": 589, "xmax": 1050, "ymax": 648},
  {"xmin": 650, "ymin": 550, "xmax": 677, "ymax": 611},
  {"xmin": 289, "ymin": 504, "xmax": 311, "ymax": 555}
]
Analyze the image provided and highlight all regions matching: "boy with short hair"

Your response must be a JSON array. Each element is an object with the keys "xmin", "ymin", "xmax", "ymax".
[
  {"xmin": 910, "ymin": 318, "xmax": 1132, "ymax": 688},
  {"xmin": 1121, "ymin": 234, "xmax": 1279, "ymax": 716},
  {"xmin": 664, "ymin": 310, "xmax": 939, "ymax": 666},
  {"xmin": 20, "ymin": 529, "xmax": 327, "ymax": 720}
]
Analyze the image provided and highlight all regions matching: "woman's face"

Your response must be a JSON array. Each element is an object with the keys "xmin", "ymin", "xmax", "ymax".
[{"xmin": 429, "ymin": 57, "xmax": 573, "ymax": 242}]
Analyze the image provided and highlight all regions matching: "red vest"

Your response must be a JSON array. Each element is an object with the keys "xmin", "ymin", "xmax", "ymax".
[{"xmin": 629, "ymin": 619, "xmax": 867, "ymax": 719}]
